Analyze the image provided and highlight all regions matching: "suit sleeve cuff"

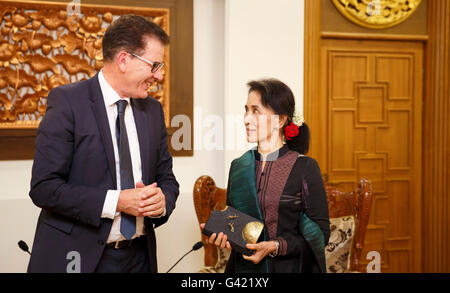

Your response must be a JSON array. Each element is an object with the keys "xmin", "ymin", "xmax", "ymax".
[{"xmin": 101, "ymin": 190, "xmax": 120, "ymax": 219}]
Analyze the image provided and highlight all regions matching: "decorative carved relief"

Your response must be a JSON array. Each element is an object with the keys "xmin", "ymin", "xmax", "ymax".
[
  {"xmin": 332, "ymin": 0, "xmax": 422, "ymax": 29},
  {"xmin": 0, "ymin": 1, "xmax": 170, "ymax": 129}
]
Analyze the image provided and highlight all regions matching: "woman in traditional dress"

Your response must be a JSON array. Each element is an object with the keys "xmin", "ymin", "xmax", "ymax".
[{"xmin": 202, "ymin": 78, "xmax": 330, "ymax": 273}]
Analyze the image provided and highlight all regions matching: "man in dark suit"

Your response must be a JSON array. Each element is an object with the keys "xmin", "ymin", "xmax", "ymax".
[{"xmin": 27, "ymin": 15, "xmax": 179, "ymax": 273}]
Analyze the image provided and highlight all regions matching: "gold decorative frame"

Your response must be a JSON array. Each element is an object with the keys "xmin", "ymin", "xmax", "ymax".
[
  {"xmin": 0, "ymin": 0, "xmax": 170, "ymax": 129},
  {"xmin": 331, "ymin": 0, "xmax": 422, "ymax": 29}
]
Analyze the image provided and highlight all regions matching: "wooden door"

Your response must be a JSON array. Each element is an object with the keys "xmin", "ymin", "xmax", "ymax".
[{"xmin": 319, "ymin": 39, "xmax": 423, "ymax": 272}]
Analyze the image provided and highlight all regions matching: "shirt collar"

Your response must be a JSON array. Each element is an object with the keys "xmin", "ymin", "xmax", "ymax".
[
  {"xmin": 98, "ymin": 69, "xmax": 130, "ymax": 107},
  {"xmin": 254, "ymin": 144, "xmax": 290, "ymax": 161}
]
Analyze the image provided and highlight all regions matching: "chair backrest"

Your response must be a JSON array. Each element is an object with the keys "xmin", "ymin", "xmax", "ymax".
[
  {"xmin": 325, "ymin": 179, "xmax": 373, "ymax": 271},
  {"xmin": 193, "ymin": 175, "xmax": 227, "ymax": 267},
  {"xmin": 193, "ymin": 175, "xmax": 373, "ymax": 272}
]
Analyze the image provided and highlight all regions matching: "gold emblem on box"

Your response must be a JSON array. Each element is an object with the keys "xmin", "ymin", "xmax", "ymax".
[{"xmin": 242, "ymin": 221, "xmax": 264, "ymax": 244}]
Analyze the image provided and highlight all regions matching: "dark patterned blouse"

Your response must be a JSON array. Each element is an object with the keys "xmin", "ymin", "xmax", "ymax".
[{"xmin": 227, "ymin": 144, "xmax": 330, "ymax": 273}]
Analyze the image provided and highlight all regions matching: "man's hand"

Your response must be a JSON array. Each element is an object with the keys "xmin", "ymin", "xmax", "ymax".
[
  {"xmin": 242, "ymin": 241, "xmax": 277, "ymax": 264},
  {"xmin": 137, "ymin": 182, "xmax": 166, "ymax": 217},
  {"xmin": 117, "ymin": 182, "xmax": 166, "ymax": 217}
]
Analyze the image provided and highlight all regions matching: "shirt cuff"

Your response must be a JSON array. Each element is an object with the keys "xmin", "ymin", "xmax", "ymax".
[
  {"xmin": 148, "ymin": 207, "xmax": 166, "ymax": 218},
  {"xmin": 101, "ymin": 190, "xmax": 120, "ymax": 219}
]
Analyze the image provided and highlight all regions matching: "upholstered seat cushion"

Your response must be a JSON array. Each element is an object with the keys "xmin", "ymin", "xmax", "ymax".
[
  {"xmin": 197, "ymin": 247, "xmax": 231, "ymax": 273},
  {"xmin": 325, "ymin": 216, "xmax": 355, "ymax": 273}
]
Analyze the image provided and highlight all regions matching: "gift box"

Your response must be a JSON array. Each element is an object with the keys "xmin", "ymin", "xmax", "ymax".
[{"xmin": 202, "ymin": 205, "xmax": 264, "ymax": 256}]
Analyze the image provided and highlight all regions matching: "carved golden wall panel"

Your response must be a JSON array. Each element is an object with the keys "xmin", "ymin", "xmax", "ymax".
[
  {"xmin": 0, "ymin": 0, "xmax": 170, "ymax": 129},
  {"xmin": 331, "ymin": 0, "xmax": 422, "ymax": 29},
  {"xmin": 322, "ymin": 39, "xmax": 423, "ymax": 272}
]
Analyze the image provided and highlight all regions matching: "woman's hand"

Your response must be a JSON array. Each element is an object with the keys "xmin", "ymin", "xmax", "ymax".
[
  {"xmin": 199, "ymin": 223, "xmax": 232, "ymax": 250},
  {"xmin": 243, "ymin": 241, "xmax": 278, "ymax": 264}
]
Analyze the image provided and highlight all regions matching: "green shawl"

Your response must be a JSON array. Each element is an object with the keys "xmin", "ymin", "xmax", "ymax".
[{"xmin": 227, "ymin": 150, "xmax": 326, "ymax": 273}]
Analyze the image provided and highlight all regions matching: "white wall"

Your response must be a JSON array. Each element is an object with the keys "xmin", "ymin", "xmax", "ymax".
[
  {"xmin": 154, "ymin": 0, "xmax": 226, "ymax": 273},
  {"xmin": 0, "ymin": 0, "xmax": 304, "ymax": 273},
  {"xmin": 224, "ymin": 0, "xmax": 305, "ymax": 175},
  {"xmin": 0, "ymin": 161, "xmax": 38, "ymax": 273}
]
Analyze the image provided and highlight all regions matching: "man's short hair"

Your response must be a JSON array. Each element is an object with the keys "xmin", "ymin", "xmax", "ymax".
[{"xmin": 102, "ymin": 14, "xmax": 169, "ymax": 62}]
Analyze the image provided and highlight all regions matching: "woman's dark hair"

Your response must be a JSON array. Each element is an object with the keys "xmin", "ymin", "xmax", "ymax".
[
  {"xmin": 247, "ymin": 78, "xmax": 310, "ymax": 154},
  {"xmin": 102, "ymin": 14, "xmax": 170, "ymax": 62}
]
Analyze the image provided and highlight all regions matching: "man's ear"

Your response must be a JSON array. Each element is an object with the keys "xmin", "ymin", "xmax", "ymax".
[{"xmin": 116, "ymin": 51, "xmax": 129, "ymax": 72}]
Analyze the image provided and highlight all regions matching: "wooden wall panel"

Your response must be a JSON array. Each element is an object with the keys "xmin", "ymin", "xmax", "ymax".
[
  {"xmin": 423, "ymin": 0, "xmax": 450, "ymax": 273},
  {"xmin": 306, "ymin": 0, "xmax": 450, "ymax": 273},
  {"xmin": 304, "ymin": 0, "xmax": 324, "ymax": 163},
  {"xmin": 321, "ymin": 39, "xmax": 423, "ymax": 272}
]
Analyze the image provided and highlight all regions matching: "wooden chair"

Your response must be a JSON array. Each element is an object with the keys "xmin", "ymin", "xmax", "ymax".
[
  {"xmin": 325, "ymin": 179, "xmax": 373, "ymax": 271},
  {"xmin": 193, "ymin": 175, "xmax": 373, "ymax": 272},
  {"xmin": 193, "ymin": 175, "xmax": 228, "ymax": 268}
]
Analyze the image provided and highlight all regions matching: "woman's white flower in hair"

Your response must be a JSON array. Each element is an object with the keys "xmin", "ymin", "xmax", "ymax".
[{"xmin": 292, "ymin": 111, "xmax": 304, "ymax": 127}]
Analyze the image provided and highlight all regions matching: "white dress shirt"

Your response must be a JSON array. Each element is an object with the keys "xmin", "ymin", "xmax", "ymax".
[{"xmin": 98, "ymin": 70, "xmax": 146, "ymax": 243}]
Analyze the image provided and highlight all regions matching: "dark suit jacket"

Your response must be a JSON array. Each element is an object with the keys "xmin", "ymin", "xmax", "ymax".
[{"xmin": 27, "ymin": 74, "xmax": 179, "ymax": 273}]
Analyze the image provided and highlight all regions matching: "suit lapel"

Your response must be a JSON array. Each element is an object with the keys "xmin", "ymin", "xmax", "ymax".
[
  {"xmin": 131, "ymin": 99, "xmax": 150, "ymax": 185},
  {"xmin": 88, "ymin": 74, "xmax": 117, "ymax": 187}
]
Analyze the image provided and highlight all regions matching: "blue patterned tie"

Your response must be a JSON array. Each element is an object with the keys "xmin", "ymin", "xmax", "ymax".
[{"xmin": 116, "ymin": 99, "xmax": 136, "ymax": 240}]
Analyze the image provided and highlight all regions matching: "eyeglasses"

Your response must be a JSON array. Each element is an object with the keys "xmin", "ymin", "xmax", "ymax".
[{"xmin": 127, "ymin": 51, "xmax": 164, "ymax": 73}]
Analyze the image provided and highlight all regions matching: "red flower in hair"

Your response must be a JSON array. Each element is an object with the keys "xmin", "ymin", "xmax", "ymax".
[{"xmin": 284, "ymin": 122, "xmax": 299, "ymax": 140}]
